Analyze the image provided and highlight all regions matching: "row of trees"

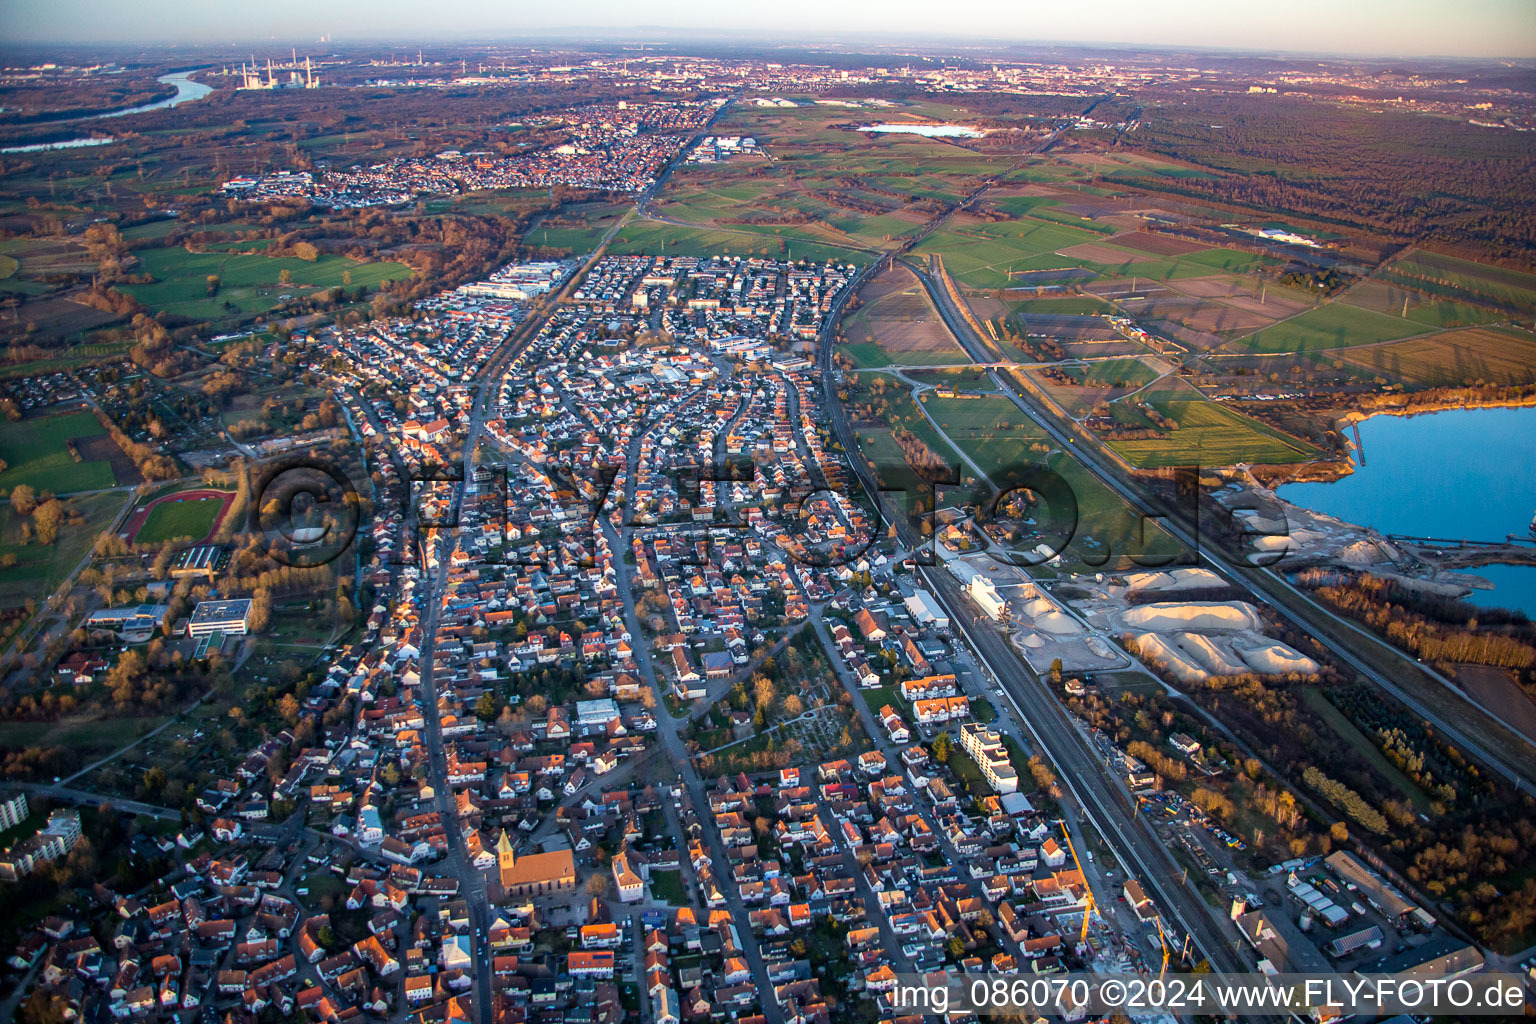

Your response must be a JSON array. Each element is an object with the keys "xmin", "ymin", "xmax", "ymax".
[{"xmin": 1308, "ymin": 572, "xmax": 1536, "ymax": 671}]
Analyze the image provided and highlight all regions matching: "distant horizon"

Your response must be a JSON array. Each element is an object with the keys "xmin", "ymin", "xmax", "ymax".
[
  {"xmin": 3, "ymin": 0, "xmax": 1534, "ymax": 60},
  {"xmin": 5, "ymin": 33, "xmax": 1536, "ymax": 66}
]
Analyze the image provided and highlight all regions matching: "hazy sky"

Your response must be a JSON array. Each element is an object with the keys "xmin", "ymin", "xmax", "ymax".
[{"xmin": 3, "ymin": 0, "xmax": 1534, "ymax": 58}]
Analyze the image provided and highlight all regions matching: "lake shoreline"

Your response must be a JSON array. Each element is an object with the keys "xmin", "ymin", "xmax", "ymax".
[
  {"xmin": 1247, "ymin": 387, "xmax": 1536, "ymax": 488},
  {"xmin": 1274, "ymin": 402, "xmax": 1536, "ymax": 615}
]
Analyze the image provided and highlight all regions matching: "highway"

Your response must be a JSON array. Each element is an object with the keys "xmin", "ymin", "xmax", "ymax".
[{"xmin": 907, "ymin": 258, "xmax": 1536, "ymax": 792}]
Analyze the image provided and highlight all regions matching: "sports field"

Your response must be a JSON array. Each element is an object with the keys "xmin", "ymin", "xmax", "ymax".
[
  {"xmin": 0, "ymin": 410, "xmax": 115, "ymax": 493},
  {"xmin": 134, "ymin": 495, "xmax": 224, "ymax": 544}
]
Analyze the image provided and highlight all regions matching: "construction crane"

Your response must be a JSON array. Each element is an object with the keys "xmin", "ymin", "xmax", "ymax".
[
  {"xmin": 1058, "ymin": 823, "xmax": 1099, "ymax": 952},
  {"xmin": 1155, "ymin": 916, "xmax": 1170, "ymax": 981}
]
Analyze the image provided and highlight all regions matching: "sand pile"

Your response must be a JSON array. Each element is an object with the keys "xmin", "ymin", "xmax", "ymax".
[
  {"xmin": 1339, "ymin": 539, "xmax": 1388, "ymax": 565},
  {"xmin": 1233, "ymin": 639, "xmax": 1319, "ymax": 675},
  {"xmin": 1119, "ymin": 601, "xmax": 1264, "ymax": 633},
  {"xmin": 1174, "ymin": 632, "xmax": 1250, "ymax": 676},
  {"xmin": 1125, "ymin": 568, "xmax": 1224, "ymax": 592},
  {"xmin": 1134, "ymin": 633, "xmax": 1209, "ymax": 683}
]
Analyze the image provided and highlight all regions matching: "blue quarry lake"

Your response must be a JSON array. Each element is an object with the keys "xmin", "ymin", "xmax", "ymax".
[{"xmin": 1278, "ymin": 405, "xmax": 1536, "ymax": 615}]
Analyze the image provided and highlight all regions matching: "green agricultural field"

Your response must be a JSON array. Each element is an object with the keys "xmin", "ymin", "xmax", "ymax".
[
  {"xmin": 1103, "ymin": 381, "xmax": 1318, "ymax": 468},
  {"xmin": 1235, "ymin": 302, "xmax": 1426, "ymax": 355},
  {"xmin": 122, "ymin": 246, "xmax": 412, "ymax": 322},
  {"xmin": 921, "ymin": 393, "xmax": 1051, "ymax": 484},
  {"xmin": 1029, "ymin": 206, "xmax": 1116, "ymax": 233},
  {"xmin": 1384, "ymin": 250, "xmax": 1536, "ymax": 315},
  {"xmin": 1077, "ymin": 249, "xmax": 1278, "ymax": 281},
  {"xmin": 135, "ymin": 495, "xmax": 224, "ymax": 544},
  {"xmin": 610, "ymin": 219, "xmax": 867, "ymax": 265},
  {"xmin": 987, "ymin": 195, "xmax": 1063, "ymax": 217},
  {"xmin": 843, "ymin": 342, "xmax": 974, "ymax": 369},
  {"xmin": 1009, "ymin": 296, "xmax": 1112, "ymax": 315},
  {"xmin": 1339, "ymin": 279, "xmax": 1507, "ymax": 329},
  {"xmin": 916, "ymin": 217, "xmax": 1105, "ymax": 289},
  {"xmin": 1057, "ymin": 357, "xmax": 1157, "ymax": 388},
  {"xmin": 0, "ymin": 410, "xmax": 115, "ymax": 493}
]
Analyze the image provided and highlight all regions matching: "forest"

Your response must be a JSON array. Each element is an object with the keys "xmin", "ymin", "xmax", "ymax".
[{"xmin": 1110, "ymin": 93, "xmax": 1536, "ymax": 266}]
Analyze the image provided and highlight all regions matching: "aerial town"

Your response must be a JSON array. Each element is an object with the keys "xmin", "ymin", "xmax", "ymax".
[{"xmin": 0, "ymin": 18, "xmax": 1535, "ymax": 1024}]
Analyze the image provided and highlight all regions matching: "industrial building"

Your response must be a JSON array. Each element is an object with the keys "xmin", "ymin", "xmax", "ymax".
[{"xmin": 903, "ymin": 589, "xmax": 949, "ymax": 630}]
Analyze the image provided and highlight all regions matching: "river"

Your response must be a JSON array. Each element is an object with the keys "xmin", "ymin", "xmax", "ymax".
[
  {"xmin": 1278, "ymin": 405, "xmax": 1536, "ymax": 615},
  {"xmin": 95, "ymin": 71, "xmax": 212, "ymax": 119},
  {"xmin": 1, "ymin": 137, "xmax": 115, "ymax": 153}
]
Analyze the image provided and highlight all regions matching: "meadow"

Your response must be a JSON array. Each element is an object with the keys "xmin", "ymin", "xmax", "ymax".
[
  {"xmin": 1103, "ymin": 380, "xmax": 1319, "ymax": 468},
  {"xmin": 525, "ymin": 202, "xmax": 630, "ymax": 255},
  {"xmin": 1044, "ymin": 450, "xmax": 1187, "ymax": 570},
  {"xmin": 122, "ymin": 245, "xmax": 412, "ymax": 322},
  {"xmin": 1234, "ymin": 301, "xmax": 1426, "ymax": 355},
  {"xmin": 921, "ymin": 393, "xmax": 1051, "ymax": 484},
  {"xmin": 0, "ymin": 491, "xmax": 126, "ymax": 606},
  {"xmin": 0, "ymin": 410, "xmax": 116, "ymax": 493},
  {"xmin": 1056, "ymin": 358, "xmax": 1157, "ymax": 388}
]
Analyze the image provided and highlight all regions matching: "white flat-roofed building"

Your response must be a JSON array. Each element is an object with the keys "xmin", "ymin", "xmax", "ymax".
[
  {"xmin": 575, "ymin": 698, "xmax": 621, "ymax": 727},
  {"xmin": 187, "ymin": 599, "xmax": 253, "ymax": 638},
  {"xmin": 903, "ymin": 589, "xmax": 949, "ymax": 630},
  {"xmin": 86, "ymin": 604, "xmax": 172, "ymax": 635}
]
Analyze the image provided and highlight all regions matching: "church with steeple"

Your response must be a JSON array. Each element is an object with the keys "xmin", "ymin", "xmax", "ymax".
[{"xmin": 496, "ymin": 830, "xmax": 577, "ymax": 898}]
